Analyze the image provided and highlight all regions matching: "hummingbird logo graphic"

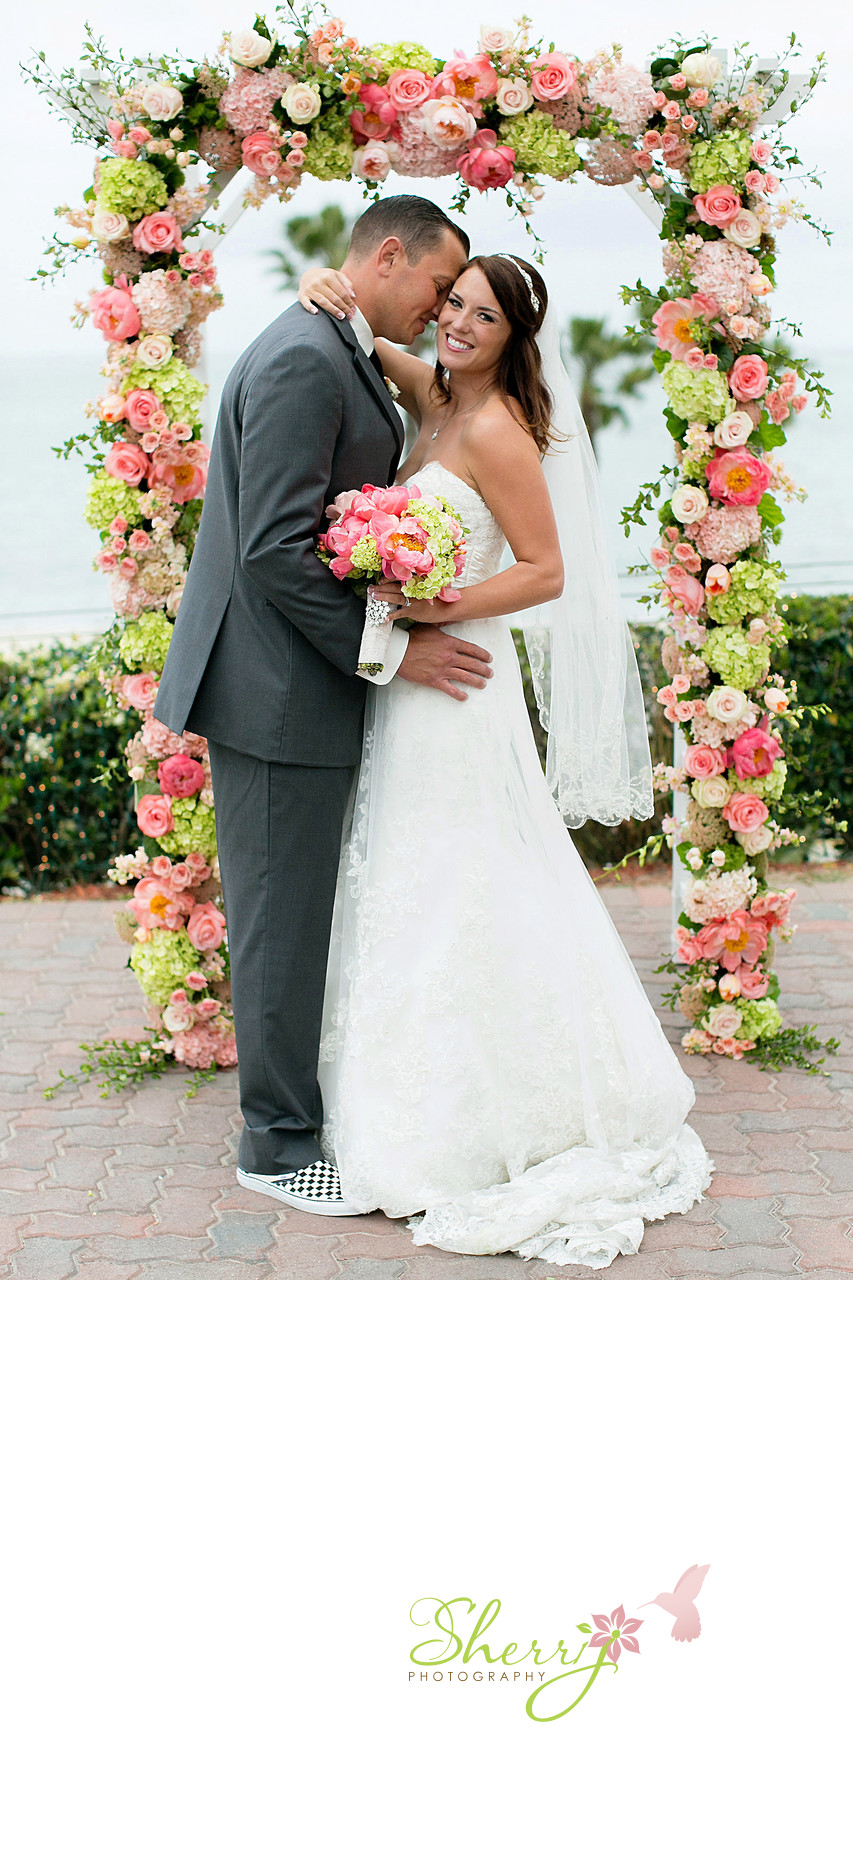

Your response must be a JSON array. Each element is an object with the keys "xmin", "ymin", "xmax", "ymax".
[{"xmin": 640, "ymin": 1564, "xmax": 710, "ymax": 1642}]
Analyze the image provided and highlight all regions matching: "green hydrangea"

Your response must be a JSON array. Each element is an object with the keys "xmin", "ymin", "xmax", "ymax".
[
  {"xmin": 403, "ymin": 495, "xmax": 462, "ymax": 599},
  {"xmin": 350, "ymin": 537, "xmax": 383, "ymax": 578},
  {"xmin": 661, "ymin": 359, "xmax": 732, "ymax": 425},
  {"xmin": 500, "ymin": 109, "xmax": 580, "ymax": 181},
  {"xmin": 96, "ymin": 156, "xmax": 168, "ymax": 221},
  {"xmin": 689, "ymin": 130, "xmax": 753, "ymax": 194},
  {"xmin": 704, "ymin": 624, "xmax": 771, "ymax": 691},
  {"xmin": 84, "ymin": 473, "xmax": 143, "ymax": 535},
  {"xmin": 130, "ymin": 928, "xmax": 198, "ymax": 1007},
  {"xmin": 737, "ymin": 759, "xmax": 788, "ymax": 804},
  {"xmin": 121, "ymin": 357, "xmax": 205, "ymax": 429},
  {"xmin": 157, "ymin": 797, "xmax": 218, "ymax": 864},
  {"xmin": 370, "ymin": 42, "xmax": 439, "ymax": 76},
  {"xmin": 119, "ymin": 611, "xmax": 174, "ymax": 673},
  {"xmin": 705, "ymin": 558, "xmax": 781, "ymax": 626},
  {"xmin": 737, "ymin": 997, "xmax": 782, "ymax": 1042},
  {"xmin": 302, "ymin": 104, "xmax": 356, "ymax": 181}
]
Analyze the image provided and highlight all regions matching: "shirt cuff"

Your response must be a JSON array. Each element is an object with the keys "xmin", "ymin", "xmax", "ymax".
[{"xmin": 356, "ymin": 624, "xmax": 410, "ymax": 686}]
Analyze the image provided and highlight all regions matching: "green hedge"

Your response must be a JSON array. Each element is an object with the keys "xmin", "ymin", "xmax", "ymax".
[
  {"xmin": 1, "ymin": 599, "xmax": 849, "ymax": 892},
  {"xmin": 0, "ymin": 641, "xmax": 132, "ymax": 890}
]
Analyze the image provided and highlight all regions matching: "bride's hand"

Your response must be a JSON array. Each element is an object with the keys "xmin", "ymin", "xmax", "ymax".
[
  {"xmin": 298, "ymin": 266, "xmax": 357, "ymax": 319},
  {"xmin": 369, "ymin": 581, "xmax": 445, "ymax": 626}
]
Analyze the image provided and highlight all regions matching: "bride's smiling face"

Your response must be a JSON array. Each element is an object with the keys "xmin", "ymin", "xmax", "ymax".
[{"xmin": 436, "ymin": 267, "xmax": 510, "ymax": 379}]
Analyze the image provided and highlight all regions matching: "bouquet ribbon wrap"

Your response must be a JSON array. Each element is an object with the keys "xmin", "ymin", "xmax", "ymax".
[{"xmin": 357, "ymin": 589, "xmax": 401, "ymax": 677}]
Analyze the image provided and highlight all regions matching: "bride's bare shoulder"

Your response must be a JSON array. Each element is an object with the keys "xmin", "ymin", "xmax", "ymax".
[{"xmin": 467, "ymin": 394, "xmax": 540, "ymax": 468}]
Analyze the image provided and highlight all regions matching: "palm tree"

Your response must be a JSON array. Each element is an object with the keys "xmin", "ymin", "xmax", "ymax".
[
  {"xmin": 266, "ymin": 205, "xmax": 353, "ymax": 291},
  {"xmin": 562, "ymin": 317, "xmax": 655, "ymax": 455}
]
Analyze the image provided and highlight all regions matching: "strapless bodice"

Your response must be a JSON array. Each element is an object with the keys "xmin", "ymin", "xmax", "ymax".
[{"xmin": 404, "ymin": 460, "xmax": 506, "ymax": 589}]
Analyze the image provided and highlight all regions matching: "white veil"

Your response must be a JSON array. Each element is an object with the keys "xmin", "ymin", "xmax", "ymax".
[{"xmin": 510, "ymin": 301, "xmax": 653, "ymax": 829}]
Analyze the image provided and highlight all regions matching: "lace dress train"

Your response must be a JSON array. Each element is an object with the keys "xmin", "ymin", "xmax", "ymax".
[{"xmin": 318, "ymin": 464, "xmax": 712, "ymax": 1268}]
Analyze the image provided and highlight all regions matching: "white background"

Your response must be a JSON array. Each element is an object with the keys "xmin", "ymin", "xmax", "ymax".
[{"xmin": 0, "ymin": 1286, "xmax": 849, "ymax": 1861}]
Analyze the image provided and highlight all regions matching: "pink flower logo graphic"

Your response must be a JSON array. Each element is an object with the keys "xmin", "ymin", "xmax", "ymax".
[{"xmin": 588, "ymin": 1604, "xmax": 643, "ymax": 1661}]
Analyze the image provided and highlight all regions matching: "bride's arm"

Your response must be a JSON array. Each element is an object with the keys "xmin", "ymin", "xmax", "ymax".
[{"xmin": 297, "ymin": 266, "xmax": 433, "ymax": 420}]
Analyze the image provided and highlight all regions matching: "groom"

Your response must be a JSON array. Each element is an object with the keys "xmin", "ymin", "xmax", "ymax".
[{"xmin": 154, "ymin": 195, "xmax": 492, "ymax": 1215}]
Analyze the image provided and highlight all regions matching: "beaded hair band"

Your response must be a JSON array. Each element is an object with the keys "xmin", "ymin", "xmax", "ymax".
[{"xmin": 495, "ymin": 254, "xmax": 541, "ymax": 313}]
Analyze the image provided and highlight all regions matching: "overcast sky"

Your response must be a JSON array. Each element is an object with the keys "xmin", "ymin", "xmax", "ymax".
[{"xmin": 7, "ymin": 0, "xmax": 849, "ymax": 363}]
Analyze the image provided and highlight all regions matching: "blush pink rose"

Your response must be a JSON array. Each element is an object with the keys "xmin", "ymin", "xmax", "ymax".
[
  {"xmin": 457, "ymin": 128, "xmax": 515, "ymax": 191},
  {"xmin": 186, "ymin": 903, "xmax": 227, "ymax": 953},
  {"xmin": 683, "ymin": 743, "xmax": 728, "ymax": 779},
  {"xmin": 386, "ymin": 68, "xmax": 433, "ymax": 112},
  {"xmin": 728, "ymin": 353, "xmax": 769, "ymax": 401},
  {"xmin": 131, "ymin": 212, "xmax": 184, "ymax": 256},
  {"xmin": 158, "ymin": 753, "xmax": 206, "ymax": 798},
  {"xmin": 765, "ymin": 390, "xmax": 791, "ymax": 424},
  {"xmin": 705, "ymin": 447, "xmax": 771, "ymax": 507},
  {"xmin": 730, "ymin": 726, "xmax": 782, "ymax": 779},
  {"xmin": 136, "ymin": 792, "xmax": 175, "ymax": 838},
  {"xmin": 663, "ymin": 565, "xmax": 706, "ymax": 616},
  {"xmin": 185, "ymin": 970, "xmax": 208, "ymax": 991},
  {"xmin": 241, "ymin": 131, "xmax": 282, "ymax": 176},
  {"xmin": 722, "ymin": 792, "xmax": 770, "ymax": 834},
  {"xmin": 90, "ymin": 286, "xmax": 141, "ymax": 342},
  {"xmin": 122, "ymin": 673, "xmax": 158, "ymax": 710},
  {"xmin": 529, "ymin": 53, "xmax": 578, "ymax": 102},
  {"xmin": 693, "ymin": 183, "xmax": 742, "ymax": 225},
  {"xmin": 352, "ymin": 140, "xmax": 392, "ymax": 182},
  {"xmin": 738, "ymin": 967, "xmax": 769, "ymax": 998},
  {"xmin": 105, "ymin": 441, "xmax": 149, "ymax": 486},
  {"xmin": 124, "ymin": 388, "xmax": 164, "ymax": 433}
]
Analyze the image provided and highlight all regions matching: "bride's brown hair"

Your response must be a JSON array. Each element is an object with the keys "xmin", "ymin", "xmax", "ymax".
[{"xmin": 432, "ymin": 254, "xmax": 555, "ymax": 455}]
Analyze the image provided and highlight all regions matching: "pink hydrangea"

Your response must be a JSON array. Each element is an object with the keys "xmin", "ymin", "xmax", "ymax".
[
  {"xmin": 170, "ymin": 1023, "xmax": 222, "ymax": 1067},
  {"xmin": 221, "ymin": 64, "xmax": 289, "ymax": 138},
  {"xmin": 689, "ymin": 503, "xmax": 762, "ymax": 564},
  {"xmin": 130, "ymin": 270, "xmax": 193, "ymax": 335},
  {"xmin": 688, "ymin": 240, "xmax": 762, "ymax": 315},
  {"xmin": 584, "ymin": 139, "xmax": 637, "ymax": 185},
  {"xmin": 588, "ymin": 64, "xmax": 658, "ymax": 136},
  {"xmin": 388, "ymin": 111, "xmax": 461, "ymax": 177},
  {"xmin": 142, "ymin": 715, "xmax": 184, "ymax": 759}
]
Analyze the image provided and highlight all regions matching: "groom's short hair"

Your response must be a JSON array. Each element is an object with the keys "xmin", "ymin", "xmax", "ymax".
[{"xmin": 348, "ymin": 195, "xmax": 469, "ymax": 264}]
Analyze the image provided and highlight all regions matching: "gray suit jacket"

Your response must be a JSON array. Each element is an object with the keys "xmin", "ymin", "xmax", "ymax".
[{"xmin": 154, "ymin": 303, "xmax": 405, "ymax": 766}]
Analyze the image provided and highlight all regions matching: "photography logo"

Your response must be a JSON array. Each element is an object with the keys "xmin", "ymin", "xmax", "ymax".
[{"xmin": 408, "ymin": 1567, "xmax": 709, "ymax": 1724}]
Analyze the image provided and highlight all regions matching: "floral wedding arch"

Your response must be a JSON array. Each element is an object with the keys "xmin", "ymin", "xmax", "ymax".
[{"xmin": 27, "ymin": 10, "xmax": 831, "ymax": 1080}]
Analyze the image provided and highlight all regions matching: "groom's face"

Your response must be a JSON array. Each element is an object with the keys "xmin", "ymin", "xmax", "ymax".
[{"xmin": 374, "ymin": 232, "xmax": 468, "ymax": 345}]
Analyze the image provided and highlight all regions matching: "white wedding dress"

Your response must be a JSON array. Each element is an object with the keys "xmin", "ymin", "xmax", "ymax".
[{"xmin": 318, "ymin": 462, "xmax": 712, "ymax": 1268}]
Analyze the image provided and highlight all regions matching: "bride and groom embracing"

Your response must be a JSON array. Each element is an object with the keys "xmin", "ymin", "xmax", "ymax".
[{"xmin": 155, "ymin": 194, "xmax": 712, "ymax": 1269}]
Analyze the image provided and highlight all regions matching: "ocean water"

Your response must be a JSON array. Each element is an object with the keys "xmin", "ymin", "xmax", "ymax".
[{"xmin": 2, "ymin": 346, "xmax": 851, "ymax": 652}]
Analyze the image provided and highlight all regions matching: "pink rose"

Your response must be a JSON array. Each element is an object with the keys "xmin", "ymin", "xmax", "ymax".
[
  {"xmin": 386, "ymin": 68, "xmax": 433, "ymax": 112},
  {"xmin": 765, "ymin": 391, "xmax": 791, "ymax": 424},
  {"xmin": 683, "ymin": 743, "xmax": 727, "ymax": 779},
  {"xmin": 705, "ymin": 447, "xmax": 771, "ymax": 507},
  {"xmin": 674, "ymin": 542, "xmax": 701, "ymax": 571},
  {"xmin": 529, "ymin": 53, "xmax": 578, "ymax": 103},
  {"xmin": 136, "ymin": 792, "xmax": 175, "ymax": 839},
  {"xmin": 131, "ymin": 212, "xmax": 184, "ymax": 255},
  {"xmin": 662, "ymin": 101, "xmax": 682, "ymax": 121},
  {"xmin": 750, "ymin": 140, "xmax": 772, "ymax": 164},
  {"xmin": 122, "ymin": 673, "xmax": 158, "ymax": 711},
  {"xmin": 105, "ymin": 440, "xmax": 149, "ymax": 486},
  {"xmin": 745, "ymin": 169, "xmax": 765, "ymax": 194},
  {"xmin": 663, "ymin": 565, "xmax": 705, "ymax": 616},
  {"xmin": 722, "ymin": 792, "xmax": 770, "ymax": 834},
  {"xmin": 457, "ymin": 128, "xmax": 515, "ymax": 192},
  {"xmin": 195, "ymin": 998, "xmax": 222, "ymax": 1020},
  {"xmin": 738, "ymin": 967, "xmax": 769, "ymax": 997},
  {"xmin": 728, "ymin": 353, "xmax": 769, "ymax": 401},
  {"xmin": 124, "ymin": 388, "xmax": 164, "ymax": 433},
  {"xmin": 731, "ymin": 727, "xmax": 782, "ymax": 779},
  {"xmin": 241, "ymin": 131, "xmax": 282, "ymax": 176},
  {"xmin": 185, "ymin": 970, "xmax": 208, "ymax": 990},
  {"xmin": 186, "ymin": 903, "xmax": 227, "ymax": 953},
  {"xmin": 90, "ymin": 286, "xmax": 141, "ymax": 342},
  {"xmin": 158, "ymin": 753, "xmax": 206, "ymax": 798},
  {"xmin": 650, "ymin": 545, "xmax": 670, "ymax": 569},
  {"xmin": 352, "ymin": 140, "xmax": 392, "ymax": 182},
  {"xmin": 693, "ymin": 183, "xmax": 742, "ymax": 226}
]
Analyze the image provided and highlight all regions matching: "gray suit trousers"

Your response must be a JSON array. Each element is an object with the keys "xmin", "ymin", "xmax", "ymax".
[{"xmin": 206, "ymin": 740, "xmax": 355, "ymax": 1175}]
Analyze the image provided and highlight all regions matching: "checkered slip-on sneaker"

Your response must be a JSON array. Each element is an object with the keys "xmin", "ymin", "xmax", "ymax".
[{"xmin": 235, "ymin": 1162, "xmax": 369, "ymax": 1218}]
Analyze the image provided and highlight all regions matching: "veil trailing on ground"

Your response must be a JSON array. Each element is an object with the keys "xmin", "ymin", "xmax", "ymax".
[{"xmin": 510, "ymin": 303, "xmax": 654, "ymax": 829}]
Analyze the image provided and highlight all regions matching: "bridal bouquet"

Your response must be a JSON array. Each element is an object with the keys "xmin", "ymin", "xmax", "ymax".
[{"xmin": 317, "ymin": 483, "xmax": 467, "ymax": 674}]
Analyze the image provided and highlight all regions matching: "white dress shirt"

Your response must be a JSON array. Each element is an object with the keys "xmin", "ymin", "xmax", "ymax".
[{"xmin": 346, "ymin": 300, "xmax": 410, "ymax": 686}]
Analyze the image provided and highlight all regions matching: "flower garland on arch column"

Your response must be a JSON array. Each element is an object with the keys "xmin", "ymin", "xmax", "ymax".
[{"xmin": 26, "ymin": 15, "xmax": 829, "ymax": 1082}]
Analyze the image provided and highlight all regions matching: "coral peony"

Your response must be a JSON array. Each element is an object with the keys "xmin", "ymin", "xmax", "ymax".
[
  {"xmin": 457, "ymin": 128, "xmax": 515, "ymax": 191},
  {"xmin": 730, "ymin": 726, "xmax": 782, "ymax": 779},
  {"xmin": 705, "ymin": 447, "xmax": 771, "ymax": 506},
  {"xmin": 90, "ymin": 286, "xmax": 141, "ymax": 342}
]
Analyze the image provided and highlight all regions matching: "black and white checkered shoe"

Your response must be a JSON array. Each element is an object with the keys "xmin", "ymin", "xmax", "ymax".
[{"xmin": 236, "ymin": 1161, "xmax": 368, "ymax": 1217}]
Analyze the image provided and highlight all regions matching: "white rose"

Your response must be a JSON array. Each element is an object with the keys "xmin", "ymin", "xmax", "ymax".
[
  {"xmin": 724, "ymin": 208, "xmax": 762, "ymax": 249},
  {"xmin": 282, "ymin": 81, "xmax": 322, "ymax": 124},
  {"xmin": 420, "ymin": 97, "xmax": 478, "ymax": 146},
  {"xmin": 229, "ymin": 28, "xmax": 274, "ymax": 68},
  {"xmin": 140, "ymin": 82, "xmax": 184, "ymax": 121},
  {"xmin": 136, "ymin": 333, "xmax": 173, "ymax": 367},
  {"xmin": 713, "ymin": 409, "xmax": 754, "ymax": 448},
  {"xmin": 670, "ymin": 483, "xmax": 708, "ymax": 523},
  {"xmin": 92, "ymin": 208, "xmax": 130, "ymax": 242},
  {"xmin": 693, "ymin": 774, "xmax": 731, "ymax": 810},
  {"xmin": 705, "ymin": 684, "xmax": 749, "ymax": 725},
  {"xmin": 496, "ymin": 77, "xmax": 532, "ymax": 115},
  {"xmin": 737, "ymin": 825, "xmax": 773, "ymax": 854},
  {"xmin": 704, "ymin": 1003, "xmax": 743, "ymax": 1039},
  {"xmin": 352, "ymin": 141, "xmax": 392, "ymax": 182},
  {"xmin": 162, "ymin": 1002, "xmax": 195, "ymax": 1033},
  {"xmin": 680, "ymin": 53, "xmax": 723, "ymax": 89},
  {"xmin": 479, "ymin": 26, "xmax": 517, "ymax": 54}
]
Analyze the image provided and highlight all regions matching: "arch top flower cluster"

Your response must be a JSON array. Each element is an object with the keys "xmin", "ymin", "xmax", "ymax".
[{"xmin": 25, "ymin": 14, "xmax": 829, "ymax": 1076}]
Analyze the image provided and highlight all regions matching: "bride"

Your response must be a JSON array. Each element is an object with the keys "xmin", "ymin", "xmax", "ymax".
[{"xmin": 297, "ymin": 251, "xmax": 712, "ymax": 1269}]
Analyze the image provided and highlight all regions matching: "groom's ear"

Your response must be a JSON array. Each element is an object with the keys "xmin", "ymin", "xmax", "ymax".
[{"xmin": 374, "ymin": 237, "xmax": 405, "ymax": 277}]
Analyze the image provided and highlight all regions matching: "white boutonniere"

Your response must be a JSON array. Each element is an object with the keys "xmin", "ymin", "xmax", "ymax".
[{"xmin": 384, "ymin": 376, "xmax": 401, "ymax": 400}]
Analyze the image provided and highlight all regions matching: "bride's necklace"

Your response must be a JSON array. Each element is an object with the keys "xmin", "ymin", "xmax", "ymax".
[{"xmin": 429, "ymin": 384, "xmax": 493, "ymax": 442}]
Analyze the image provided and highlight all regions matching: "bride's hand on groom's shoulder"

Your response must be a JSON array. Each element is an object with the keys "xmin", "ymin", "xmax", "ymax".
[{"xmin": 298, "ymin": 266, "xmax": 356, "ymax": 320}]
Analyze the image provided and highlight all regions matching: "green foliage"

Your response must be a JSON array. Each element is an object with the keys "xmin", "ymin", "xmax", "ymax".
[
  {"xmin": 44, "ymin": 1033, "xmax": 218, "ymax": 1100},
  {"xmin": 0, "ymin": 641, "xmax": 132, "ymax": 892},
  {"xmin": 774, "ymin": 594, "xmax": 853, "ymax": 850}
]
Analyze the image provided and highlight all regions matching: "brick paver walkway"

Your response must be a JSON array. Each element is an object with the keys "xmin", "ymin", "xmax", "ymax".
[{"xmin": 1, "ymin": 871, "xmax": 851, "ymax": 1278}]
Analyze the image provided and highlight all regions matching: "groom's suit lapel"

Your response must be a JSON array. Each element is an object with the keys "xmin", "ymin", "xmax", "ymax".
[{"xmin": 329, "ymin": 313, "xmax": 405, "ymax": 458}]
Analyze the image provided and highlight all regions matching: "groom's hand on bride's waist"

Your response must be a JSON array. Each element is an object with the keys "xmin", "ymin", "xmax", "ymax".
[{"xmin": 396, "ymin": 623, "xmax": 493, "ymax": 702}]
